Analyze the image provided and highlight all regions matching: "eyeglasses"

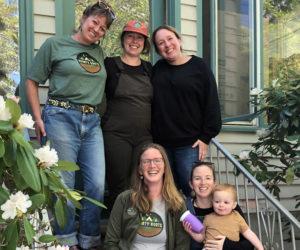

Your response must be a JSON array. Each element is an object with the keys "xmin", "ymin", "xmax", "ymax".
[
  {"xmin": 98, "ymin": 1, "xmax": 116, "ymax": 20},
  {"xmin": 141, "ymin": 158, "xmax": 164, "ymax": 166}
]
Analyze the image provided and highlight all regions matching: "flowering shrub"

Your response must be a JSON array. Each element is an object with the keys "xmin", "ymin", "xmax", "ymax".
[
  {"xmin": 236, "ymin": 69, "xmax": 300, "ymax": 200},
  {"xmin": 0, "ymin": 95, "xmax": 105, "ymax": 249}
]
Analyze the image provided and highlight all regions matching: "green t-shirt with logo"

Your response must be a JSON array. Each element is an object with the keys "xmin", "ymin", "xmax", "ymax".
[{"xmin": 27, "ymin": 35, "xmax": 106, "ymax": 106}]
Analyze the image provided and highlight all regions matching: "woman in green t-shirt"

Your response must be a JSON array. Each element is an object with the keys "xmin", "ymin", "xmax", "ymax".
[{"xmin": 26, "ymin": 2, "xmax": 115, "ymax": 249}]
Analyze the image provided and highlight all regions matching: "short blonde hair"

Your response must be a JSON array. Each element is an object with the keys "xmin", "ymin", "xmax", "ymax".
[{"xmin": 213, "ymin": 184, "xmax": 237, "ymax": 202}]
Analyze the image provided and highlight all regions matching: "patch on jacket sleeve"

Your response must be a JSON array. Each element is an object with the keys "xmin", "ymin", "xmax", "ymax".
[{"xmin": 127, "ymin": 207, "xmax": 137, "ymax": 216}]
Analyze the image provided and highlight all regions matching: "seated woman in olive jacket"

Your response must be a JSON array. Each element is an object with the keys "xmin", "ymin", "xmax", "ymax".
[{"xmin": 104, "ymin": 143, "xmax": 190, "ymax": 250}]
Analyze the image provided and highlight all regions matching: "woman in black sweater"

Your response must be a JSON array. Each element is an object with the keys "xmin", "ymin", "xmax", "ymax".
[{"xmin": 151, "ymin": 25, "xmax": 222, "ymax": 197}]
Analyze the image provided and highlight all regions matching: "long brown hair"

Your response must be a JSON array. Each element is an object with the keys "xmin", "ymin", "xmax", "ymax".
[{"xmin": 131, "ymin": 143, "xmax": 183, "ymax": 214}]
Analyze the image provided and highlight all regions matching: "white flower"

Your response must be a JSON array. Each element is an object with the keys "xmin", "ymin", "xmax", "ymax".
[
  {"xmin": 239, "ymin": 151, "xmax": 250, "ymax": 160},
  {"xmin": 0, "ymin": 95, "xmax": 11, "ymax": 121},
  {"xmin": 16, "ymin": 246, "xmax": 30, "ymax": 250},
  {"xmin": 56, "ymin": 246, "xmax": 70, "ymax": 250},
  {"xmin": 2, "ymin": 182, "xmax": 8, "ymax": 191},
  {"xmin": 1, "ymin": 191, "xmax": 32, "ymax": 220},
  {"xmin": 34, "ymin": 145, "xmax": 59, "ymax": 168},
  {"xmin": 250, "ymin": 88, "xmax": 261, "ymax": 96},
  {"xmin": 18, "ymin": 113, "xmax": 35, "ymax": 129},
  {"xmin": 272, "ymin": 78, "xmax": 280, "ymax": 87},
  {"xmin": 1, "ymin": 200, "xmax": 17, "ymax": 219},
  {"xmin": 256, "ymin": 128, "xmax": 269, "ymax": 139}
]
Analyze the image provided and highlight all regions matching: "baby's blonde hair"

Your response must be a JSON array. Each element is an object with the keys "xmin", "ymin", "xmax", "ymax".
[{"xmin": 213, "ymin": 184, "xmax": 237, "ymax": 202}]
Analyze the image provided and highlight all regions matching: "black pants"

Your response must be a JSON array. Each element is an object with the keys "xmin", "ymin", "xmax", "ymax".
[{"xmin": 103, "ymin": 132, "xmax": 151, "ymax": 211}]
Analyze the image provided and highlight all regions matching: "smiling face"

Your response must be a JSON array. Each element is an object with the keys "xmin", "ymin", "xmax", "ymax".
[
  {"xmin": 139, "ymin": 148, "xmax": 165, "ymax": 186},
  {"xmin": 213, "ymin": 190, "xmax": 237, "ymax": 216},
  {"xmin": 189, "ymin": 165, "xmax": 216, "ymax": 199},
  {"xmin": 123, "ymin": 32, "xmax": 145, "ymax": 57},
  {"xmin": 79, "ymin": 14, "xmax": 108, "ymax": 45},
  {"xmin": 154, "ymin": 28, "xmax": 182, "ymax": 63}
]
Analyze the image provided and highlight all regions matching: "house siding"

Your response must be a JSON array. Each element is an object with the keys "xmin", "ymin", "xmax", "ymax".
[
  {"xmin": 30, "ymin": 0, "xmax": 299, "ymax": 212},
  {"xmin": 179, "ymin": 1, "xmax": 299, "ymax": 212},
  {"xmin": 32, "ymin": 0, "xmax": 55, "ymax": 107}
]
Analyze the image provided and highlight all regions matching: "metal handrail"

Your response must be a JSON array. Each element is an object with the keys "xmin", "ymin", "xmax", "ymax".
[{"xmin": 211, "ymin": 138, "xmax": 300, "ymax": 229}]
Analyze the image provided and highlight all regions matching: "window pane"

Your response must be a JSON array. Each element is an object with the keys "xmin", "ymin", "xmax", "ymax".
[
  {"xmin": 264, "ymin": 1, "xmax": 300, "ymax": 85},
  {"xmin": 217, "ymin": 0, "xmax": 254, "ymax": 119}
]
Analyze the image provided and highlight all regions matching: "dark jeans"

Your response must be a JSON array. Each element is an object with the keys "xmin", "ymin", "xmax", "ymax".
[{"xmin": 165, "ymin": 145, "xmax": 199, "ymax": 197}]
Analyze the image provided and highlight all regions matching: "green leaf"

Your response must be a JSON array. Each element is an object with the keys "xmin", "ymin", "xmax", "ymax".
[
  {"xmin": 23, "ymin": 215, "xmax": 35, "ymax": 245},
  {"xmin": 0, "ymin": 120, "xmax": 13, "ymax": 133},
  {"xmin": 69, "ymin": 190, "xmax": 83, "ymax": 201},
  {"xmin": 3, "ymin": 139, "xmax": 15, "ymax": 167},
  {"xmin": 16, "ymin": 146, "xmax": 41, "ymax": 192},
  {"xmin": 48, "ymin": 172, "xmax": 82, "ymax": 209},
  {"xmin": 6, "ymin": 98, "xmax": 21, "ymax": 124},
  {"xmin": 4, "ymin": 220, "xmax": 19, "ymax": 250},
  {"xmin": 28, "ymin": 194, "xmax": 45, "ymax": 211},
  {"xmin": 0, "ymin": 159, "xmax": 3, "ymax": 177},
  {"xmin": 83, "ymin": 195, "xmax": 107, "ymax": 209},
  {"xmin": 11, "ymin": 129, "xmax": 34, "ymax": 153},
  {"xmin": 40, "ymin": 168, "xmax": 49, "ymax": 186},
  {"xmin": 285, "ymin": 167, "xmax": 294, "ymax": 185},
  {"xmin": 54, "ymin": 197, "xmax": 67, "ymax": 229},
  {"xmin": 0, "ymin": 186, "xmax": 9, "ymax": 205},
  {"xmin": 56, "ymin": 161, "xmax": 80, "ymax": 171},
  {"xmin": 39, "ymin": 234, "xmax": 57, "ymax": 243},
  {"xmin": 11, "ymin": 163, "xmax": 29, "ymax": 190},
  {"xmin": 0, "ymin": 139, "xmax": 5, "ymax": 157}
]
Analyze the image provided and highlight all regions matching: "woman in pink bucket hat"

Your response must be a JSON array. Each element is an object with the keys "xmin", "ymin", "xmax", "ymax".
[{"xmin": 102, "ymin": 20, "xmax": 153, "ymax": 211}]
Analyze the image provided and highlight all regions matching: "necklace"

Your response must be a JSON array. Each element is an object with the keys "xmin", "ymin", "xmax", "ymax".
[{"xmin": 193, "ymin": 198, "xmax": 212, "ymax": 209}]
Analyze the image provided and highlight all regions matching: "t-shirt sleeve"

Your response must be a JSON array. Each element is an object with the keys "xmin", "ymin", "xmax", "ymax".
[
  {"xmin": 27, "ymin": 37, "xmax": 54, "ymax": 85},
  {"xmin": 236, "ymin": 211, "xmax": 249, "ymax": 233}
]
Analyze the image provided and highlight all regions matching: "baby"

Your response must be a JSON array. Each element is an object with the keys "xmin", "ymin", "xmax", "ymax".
[{"xmin": 184, "ymin": 184, "xmax": 264, "ymax": 250}]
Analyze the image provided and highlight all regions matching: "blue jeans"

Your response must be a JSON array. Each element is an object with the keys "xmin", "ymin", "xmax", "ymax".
[
  {"xmin": 165, "ymin": 145, "xmax": 198, "ymax": 197},
  {"xmin": 42, "ymin": 105, "xmax": 105, "ymax": 249}
]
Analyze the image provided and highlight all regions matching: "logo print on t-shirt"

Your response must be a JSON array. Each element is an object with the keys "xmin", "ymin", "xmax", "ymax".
[
  {"xmin": 77, "ymin": 52, "xmax": 101, "ymax": 73},
  {"xmin": 138, "ymin": 212, "xmax": 163, "ymax": 237}
]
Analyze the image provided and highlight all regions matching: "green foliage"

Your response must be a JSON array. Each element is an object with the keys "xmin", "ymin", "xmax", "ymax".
[
  {"xmin": 0, "ymin": 97, "xmax": 106, "ymax": 248},
  {"xmin": 264, "ymin": 0, "xmax": 299, "ymax": 23},
  {"xmin": 0, "ymin": 0, "xmax": 19, "ymax": 79},
  {"xmin": 237, "ymin": 68, "xmax": 300, "ymax": 203},
  {"xmin": 0, "ymin": 0, "xmax": 18, "ymax": 96}
]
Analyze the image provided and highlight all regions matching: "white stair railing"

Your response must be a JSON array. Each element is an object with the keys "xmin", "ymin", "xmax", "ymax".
[{"xmin": 209, "ymin": 138, "xmax": 300, "ymax": 250}]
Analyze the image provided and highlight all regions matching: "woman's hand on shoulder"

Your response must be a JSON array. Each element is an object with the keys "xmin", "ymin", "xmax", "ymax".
[
  {"xmin": 204, "ymin": 235, "xmax": 226, "ymax": 250},
  {"xmin": 192, "ymin": 139, "xmax": 208, "ymax": 162}
]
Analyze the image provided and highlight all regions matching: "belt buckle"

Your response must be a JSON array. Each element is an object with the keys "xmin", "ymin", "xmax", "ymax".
[{"xmin": 82, "ymin": 104, "xmax": 94, "ymax": 114}]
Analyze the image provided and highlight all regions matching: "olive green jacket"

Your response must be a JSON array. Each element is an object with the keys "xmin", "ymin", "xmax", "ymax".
[{"xmin": 104, "ymin": 190, "xmax": 190, "ymax": 250}]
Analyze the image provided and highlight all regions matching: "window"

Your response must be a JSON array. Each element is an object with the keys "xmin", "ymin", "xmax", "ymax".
[
  {"xmin": 263, "ymin": 1, "xmax": 300, "ymax": 85},
  {"xmin": 216, "ymin": 0, "xmax": 255, "ymax": 122}
]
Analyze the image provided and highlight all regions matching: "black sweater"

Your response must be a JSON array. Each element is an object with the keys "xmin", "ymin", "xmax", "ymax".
[{"xmin": 152, "ymin": 55, "xmax": 222, "ymax": 147}]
